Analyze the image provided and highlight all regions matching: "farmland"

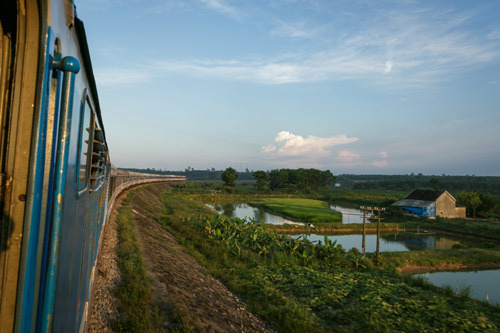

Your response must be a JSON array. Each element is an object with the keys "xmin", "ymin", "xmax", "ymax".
[
  {"xmin": 250, "ymin": 198, "xmax": 342, "ymax": 223},
  {"xmin": 106, "ymin": 183, "xmax": 500, "ymax": 332}
]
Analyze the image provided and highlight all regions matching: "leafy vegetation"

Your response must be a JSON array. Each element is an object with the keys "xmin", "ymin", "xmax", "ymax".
[
  {"xmin": 268, "ymin": 168, "xmax": 335, "ymax": 192},
  {"xmin": 194, "ymin": 215, "xmax": 346, "ymax": 263},
  {"xmin": 253, "ymin": 170, "xmax": 269, "ymax": 192},
  {"xmin": 251, "ymin": 198, "xmax": 342, "ymax": 223},
  {"xmin": 221, "ymin": 167, "xmax": 238, "ymax": 192}
]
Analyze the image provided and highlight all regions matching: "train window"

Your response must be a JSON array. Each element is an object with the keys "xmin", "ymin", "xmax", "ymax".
[
  {"xmin": 77, "ymin": 98, "xmax": 94, "ymax": 191},
  {"xmin": 90, "ymin": 124, "xmax": 105, "ymax": 189}
]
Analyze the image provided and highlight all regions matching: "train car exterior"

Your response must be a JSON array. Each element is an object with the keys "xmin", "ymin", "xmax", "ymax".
[{"xmin": 0, "ymin": 1, "xmax": 185, "ymax": 332}]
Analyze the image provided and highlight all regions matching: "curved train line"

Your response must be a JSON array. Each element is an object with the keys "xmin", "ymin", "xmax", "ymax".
[{"xmin": 0, "ymin": 1, "xmax": 184, "ymax": 331}]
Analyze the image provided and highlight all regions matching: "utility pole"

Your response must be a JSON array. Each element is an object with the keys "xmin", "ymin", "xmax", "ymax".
[
  {"xmin": 361, "ymin": 207, "xmax": 367, "ymax": 255},
  {"xmin": 360, "ymin": 206, "xmax": 385, "ymax": 266}
]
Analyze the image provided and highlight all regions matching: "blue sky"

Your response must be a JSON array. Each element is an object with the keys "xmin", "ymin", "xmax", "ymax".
[{"xmin": 77, "ymin": 0, "xmax": 500, "ymax": 175}]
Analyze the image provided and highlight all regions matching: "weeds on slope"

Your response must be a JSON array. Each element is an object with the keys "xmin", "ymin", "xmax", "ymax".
[{"xmin": 113, "ymin": 191, "xmax": 161, "ymax": 332}]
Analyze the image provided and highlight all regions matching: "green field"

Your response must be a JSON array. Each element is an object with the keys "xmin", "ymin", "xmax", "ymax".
[{"xmin": 251, "ymin": 198, "xmax": 342, "ymax": 223}]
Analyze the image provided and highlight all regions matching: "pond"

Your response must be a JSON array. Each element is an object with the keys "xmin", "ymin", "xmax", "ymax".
[
  {"xmin": 414, "ymin": 269, "xmax": 500, "ymax": 305},
  {"xmin": 209, "ymin": 202, "xmax": 371, "ymax": 225},
  {"xmin": 290, "ymin": 232, "xmax": 485, "ymax": 253},
  {"xmin": 329, "ymin": 205, "xmax": 372, "ymax": 224},
  {"xmin": 206, "ymin": 203, "xmax": 303, "ymax": 225}
]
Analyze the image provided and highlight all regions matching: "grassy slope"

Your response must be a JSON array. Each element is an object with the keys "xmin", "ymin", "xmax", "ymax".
[
  {"xmin": 113, "ymin": 190, "xmax": 161, "ymax": 331},
  {"xmin": 251, "ymin": 198, "xmax": 342, "ymax": 223}
]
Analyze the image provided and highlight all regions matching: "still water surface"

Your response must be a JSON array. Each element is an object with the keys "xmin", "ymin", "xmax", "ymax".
[
  {"xmin": 207, "ymin": 203, "xmax": 303, "ymax": 225},
  {"xmin": 208, "ymin": 203, "xmax": 484, "ymax": 252},
  {"xmin": 209, "ymin": 203, "xmax": 499, "ymax": 304},
  {"xmin": 210, "ymin": 202, "xmax": 369, "ymax": 224},
  {"xmin": 329, "ymin": 205, "xmax": 371, "ymax": 224},
  {"xmin": 414, "ymin": 269, "xmax": 500, "ymax": 305},
  {"xmin": 290, "ymin": 232, "xmax": 480, "ymax": 252}
]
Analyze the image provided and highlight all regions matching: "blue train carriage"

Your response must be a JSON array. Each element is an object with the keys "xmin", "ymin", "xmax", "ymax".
[{"xmin": 0, "ymin": 0, "xmax": 110, "ymax": 331}]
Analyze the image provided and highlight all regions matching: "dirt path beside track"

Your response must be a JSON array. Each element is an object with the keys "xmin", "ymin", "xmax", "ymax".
[
  {"xmin": 90, "ymin": 183, "xmax": 272, "ymax": 332},
  {"xmin": 88, "ymin": 194, "xmax": 122, "ymax": 332}
]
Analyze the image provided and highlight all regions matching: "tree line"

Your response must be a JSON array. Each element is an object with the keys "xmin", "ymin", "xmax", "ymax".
[
  {"xmin": 457, "ymin": 191, "xmax": 497, "ymax": 218},
  {"xmin": 220, "ymin": 167, "xmax": 335, "ymax": 193},
  {"xmin": 338, "ymin": 175, "xmax": 500, "ymax": 195}
]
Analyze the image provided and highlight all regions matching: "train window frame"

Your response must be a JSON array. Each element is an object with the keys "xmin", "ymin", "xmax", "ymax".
[
  {"xmin": 90, "ymin": 118, "xmax": 107, "ymax": 192},
  {"xmin": 90, "ymin": 122, "xmax": 105, "ymax": 191},
  {"xmin": 76, "ymin": 92, "xmax": 94, "ymax": 194}
]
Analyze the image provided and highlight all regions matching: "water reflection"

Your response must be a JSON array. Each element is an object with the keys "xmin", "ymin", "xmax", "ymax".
[
  {"xmin": 206, "ymin": 203, "xmax": 303, "ymax": 225},
  {"xmin": 291, "ymin": 232, "xmax": 478, "ymax": 253},
  {"xmin": 415, "ymin": 269, "xmax": 500, "ymax": 305},
  {"xmin": 210, "ymin": 202, "xmax": 375, "ymax": 225},
  {"xmin": 329, "ymin": 205, "xmax": 372, "ymax": 224}
]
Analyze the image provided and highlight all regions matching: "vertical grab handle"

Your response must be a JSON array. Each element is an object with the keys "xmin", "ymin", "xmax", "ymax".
[{"xmin": 41, "ymin": 55, "xmax": 80, "ymax": 333}]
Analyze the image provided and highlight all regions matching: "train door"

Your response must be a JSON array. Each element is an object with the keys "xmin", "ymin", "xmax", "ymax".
[
  {"xmin": 48, "ymin": 88, "xmax": 94, "ymax": 332},
  {"xmin": 0, "ymin": 0, "xmax": 40, "ymax": 331}
]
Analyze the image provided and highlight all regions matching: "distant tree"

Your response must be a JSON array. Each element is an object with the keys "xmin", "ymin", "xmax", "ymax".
[
  {"xmin": 430, "ymin": 177, "xmax": 440, "ymax": 190},
  {"xmin": 457, "ymin": 191, "xmax": 482, "ymax": 218},
  {"xmin": 221, "ymin": 167, "xmax": 238, "ymax": 192},
  {"xmin": 269, "ymin": 169, "xmax": 289, "ymax": 190},
  {"xmin": 477, "ymin": 193, "xmax": 496, "ymax": 215},
  {"xmin": 321, "ymin": 170, "xmax": 335, "ymax": 188},
  {"xmin": 253, "ymin": 171, "xmax": 269, "ymax": 192}
]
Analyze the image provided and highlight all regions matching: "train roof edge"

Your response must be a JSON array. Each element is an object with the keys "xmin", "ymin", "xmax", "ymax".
[{"xmin": 73, "ymin": 16, "xmax": 107, "ymax": 146}]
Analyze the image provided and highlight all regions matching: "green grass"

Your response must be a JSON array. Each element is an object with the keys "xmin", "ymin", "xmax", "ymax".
[
  {"xmin": 378, "ymin": 248, "xmax": 500, "ymax": 272},
  {"xmin": 251, "ymin": 198, "xmax": 342, "ymax": 223},
  {"xmin": 384, "ymin": 216, "xmax": 500, "ymax": 241},
  {"xmin": 266, "ymin": 221, "xmax": 398, "ymax": 232},
  {"xmin": 113, "ymin": 191, "xmax": 161, "ymax": 332},
  {"xmin": 327, "ymin": 189, "xmax": 406, "ymax": 207},
  {"xmin": 157, "ymin": 195, "xmax": 325, "ymax": 332}
]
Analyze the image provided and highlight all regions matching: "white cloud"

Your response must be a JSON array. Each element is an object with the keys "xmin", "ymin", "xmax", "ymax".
[
  {"xmin": 200, "ymin": 0, "xmax": 242, "ymax": 18},
  {"xmin": 440, "ymin": 119, "xmax": 462, "ymax": 130},
  {"xmin": 384, "ymin": 60, "xmax": 393, "ymax": 74},
  {"xmin": 488, "ymin": 81, "xmax": 497, "ymax": 85},
  {"xmin": 337, "ymin": 150, "xmax": 361, "ymax": 163},
  {"xmin": 372, "ymin": 160, "xmax": 388, "ymax": 168},
  {"xmin": 486, "ymin": 28, "xmax": 500, "ymax": 40},
  {"xmin": 370, "ymin": 151, "xmax": 388, "ymax": 168},
  {"xmin": 151, "ymin": 5, "xmax": 500, "ymax": 87},
  {"xmin": 270, "ymin": 20, "xmax": 324, "ymax": 39},
  {"xmin": 262, "ymin": 131, "xmax": 359, "ymax": 167},
  {"xmin": 273, "ymin": 131, "xmax": 359, "ymax": 157},
  {"xmin": 261, "ymin": 144, "xmax": 276, "ymax": 153},
  {"xmin": 95, "ymin": 67, "xmax": 151, "ymax": 86}
]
